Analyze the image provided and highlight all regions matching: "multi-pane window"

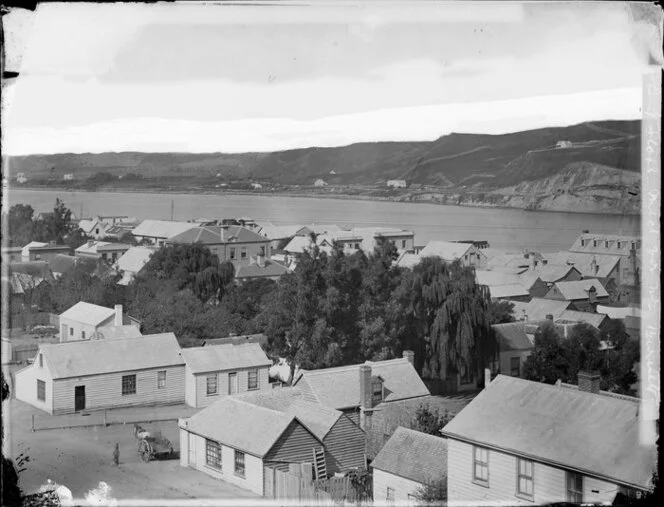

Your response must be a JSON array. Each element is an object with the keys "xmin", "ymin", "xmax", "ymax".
[
  {"xmin": 157, "ymin": 370, "xmax": 166, "ymax": 389},
  {"xmin": 517, "ymin": 459, "xmax": 534, "ymax": 498},
  {"xmin": 473, "ymin": 446, "xmax": 489, "ymax": 484},
  {"xmin": 207, "ymin": 374, "xmax": 218, "ymax": 396},
  {"xmin": 372, "ymin": 380, "xmax": 383, "ymax": 405},
  {"xmin": 37, "ymin": 380, "xmax": 45, "ymax": 401},
  {"xmin": 205, "ymin": 439, "xmax": 221, "ymax": 469},
  {"xmin": 567, "ymin": 472, "xmax": 583, "ymax": 503},
  {"xmin": 386, "ymin": 487, "xmax": 394, "ymax": 503},
  {"xmin": 122, "ymin": 374, "xmax": 136, "ymax": 395},
  {"xmin": 248, "ymin": 370, "xmax": 259, "ymax": 390},
  {"xmin": 234, "ymin": 450, "xmax": 245, "ymax": 477},
  {"xmin": 39, "ymin": 354, "xmax": 43, "ymax": 368},
  {"xmin": 241, "ymin": 247, "xmax": 248, "ymax": 259},
  {"xmin": 230, "ymin": 247, "xmax": 236, "ymax": 260},
  {"xmin": 510, "ymin": 357, "xmax": 520, "ymax": 377}
]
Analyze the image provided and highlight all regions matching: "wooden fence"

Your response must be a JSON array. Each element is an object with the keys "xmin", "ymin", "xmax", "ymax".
[{"xmin": 263, "ymin": 463, "xmax": 366, "ymax": 505}]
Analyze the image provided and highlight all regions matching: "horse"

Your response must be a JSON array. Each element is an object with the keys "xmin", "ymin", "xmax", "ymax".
[{"xmin": 133, "ymin": 424, "xmax": 150, "ymax": 440}]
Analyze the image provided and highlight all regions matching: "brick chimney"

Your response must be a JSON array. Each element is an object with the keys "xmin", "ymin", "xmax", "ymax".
[
  {"xmin": 587, "ymin": 285, "xmax": 597, "ymax": 305},
  {"xmin": 578, "ymin": 370, "xmax": 601, "ymax": 394},
  {"xmin": 359, "ymin": 364, "xmax": 373, "ymax": 430},
  {"xmin": 402, "ymin": 350, "xmax": 415, "ymax": 367},
  {"xmin": 114, "ymin": 304, "xmax": 123, "ymax": 326}
]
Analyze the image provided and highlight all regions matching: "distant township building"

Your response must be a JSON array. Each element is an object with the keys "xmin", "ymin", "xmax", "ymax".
[
  {"xmin": 316, "ymin": 227, "xmax": 415, "ymax": 254},
  {"xmin": 75, "ymin": 240, "xmax": 131, "ymax": 263},
  {"xmin": 131, "ymin": 220, "xmax": 198, "ymax": 246},
  {"xmin": 58, "ymin": 302, "xmax": 140, "ymax": 342},
  {"xmin": 441, "ymin": 374, "xmax": 657, "ymax": 504},
  {"xmin": 386, "ymin": 180, "xmax": 407, "ymax": 188},
  {"xmin": 314, "ymin": 179, "xmax": 328, "ymax": 187},
  {"xmin": 21, "ymin": 242, "xmax": 72, "ymax": 263}
]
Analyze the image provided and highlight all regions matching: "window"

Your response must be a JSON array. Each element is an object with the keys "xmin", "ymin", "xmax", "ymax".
[
  {"xmin": 386, "ymin": 487, "xmax": 394, "ymax": 503},
  {"xmin": 39, "ymin": 354, "xmax": 43, "ymax": 368},
  {"xmin": 473, "ymin": 446, "xmax": 489, "ymax": 485},
  {"xmin": 593, "ymin": 240, "xmax": 598, "ymax": 247},
  {"xmin": 157, "ymin": 371, "xmax": 166, "ymax": 389},
  {"xmin": 102, "ymin": 253, "xmax": 108, "ymax": 261},
  {"xmin": 566, "ymin": 472, "xmax": 583, "ymax": 503},
  {"xmin": 234, "ymin": 450, "xmax": 245, "ymax": 477},
  {"xmin": 248, "ymin": 369, "xmax": 259, "ymax": 390},
  {"xmin": 354, "ymin": 242, "xmax": 360, "ymax": 250},
  {"xmin": 617, "ymin": 241, "xmax": 622, "ymax": 249},
  {"xmin": 372, "ymin": 380, "xmax": 383, "ymax": 405},
  {"xmin": 517, "ymin": 459, "xmax": 534, "ymax": 498},
  {"xmin": 241, "ymin": 247, "xmax": 247, "ymax": 259},
  {"xmin": 81, "ymin": 331, "xmax": 86, "ymax": 340},
  {"xmin": 69, "ymin": 327, "xmax": 74, "ymax": 336},
  {"xmin": 259, "ymin": 246, "xmax": 266, "ymax": 256},
  {"xmin": 605, "ymin": 241, "xmax": 610, "ymax": 248},
  {"xmin": 205, "ymin": 439, "xmax": 222, "ymax": 470},
  {"xmin": 230, "ymin": 247, "xmax": 236, "ymax": 260},
  {"xmin": 510, "ymin": 357, "xmax": 520, "ymax": 377},
  {"xmin": 37, "ymin": 380, "xmax": 45, "ymax": 401},
  {"xmin": 111, "ymin": 253, "xmax": 117, "ymax": 262},
  {"xmin": 407, "ymin": 494, "xmax": 417, "ymax": 506},
  {"xmin": 95, "ymin": 228, "xmax": 100, "ymax": 235},
  {"xmin": 402, "ymin": 240, "xmax": 406, "ymax": 248},
  {"xmin": 206, "ymin": 374, "xmax": 218, "ymax": 396},
  {"xmin": 122, "ymin": 374, "xmax": 136, "ymax": 395}
]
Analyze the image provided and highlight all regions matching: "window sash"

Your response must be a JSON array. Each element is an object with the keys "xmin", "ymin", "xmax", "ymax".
[
  {"xmin": 37, "ymin": 380, "xmax": 46, "ymax": 401},
  {"xmin": 567, "ymin": 472, "xmax": 583, "ymax": 502},
  {"xmin": 473, "ymin": 446, "xmax": 489, "ymax": 483},
  {"xmin": 248, "ymin": 370, "xmax": 259, "ymax": 390},
  {"xmin": 510, "ymin": 357, "xmax": 520, "ymax": 377},
  {"xmin": 234, "ymin": 450, "xmax": 245, "ymax": 476},
  {"xmin": 386, "ymin": 487, "xmax": 394, "ymax": 500},
  {"xmin": 122, "ymin": 375, "xmax": 136, "ymax": 395},
  {"xmin": 205, "ymin": 439, "xmax": 222, "ymax": 469},
  {"xmin": 207, "ymin": 374, "xmax": 218, "ymax": 396},
  {"xmin": 517, "ymin": 459, "xmax": 534, "ymax": 497},
  {"xmin": 230, "ymin": 248, "xmax": 236, "ymax": 259},
  {"xmin": 241, "ymin": 247, "xmax": 247, "ymax": 259},
  {"xmin": 157, "ymin": 371, "xmax": 166, "ymax": 389}
]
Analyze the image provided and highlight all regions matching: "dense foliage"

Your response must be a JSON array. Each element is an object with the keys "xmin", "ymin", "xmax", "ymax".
[
  {"xmin": 413, "ymin": 478, "xmax": 447, "ymax": 504},
  {"xmin": 413, "ymin": 403, "xmax": 453, "ymax": 436},
  {"xmin": 3, "ymin": 200, "xmax": 87, "ymax": 248},
  {"xmin": 523, "ymin": 320, "xmax": 639, "ymax": 394}
]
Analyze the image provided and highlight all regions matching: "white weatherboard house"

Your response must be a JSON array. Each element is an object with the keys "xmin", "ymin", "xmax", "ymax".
[
  {"xmin": 15, "ymin": 333, "xmax": 184, "ymax": 414},
  {"xmin": 371, "ymin": 426, "xmax": 448, "ymax": 505},
  {"xmin": 441, "ymin": 374, "xmax": 657, "ymax": 505},
  {"xmin": 180, "ymin": 343, "xmax": 272, "ymax": 408},
  {"xmin": 58, "ymin": 302, "xmax": 140, "ymax": 342},
  {"xmin": 179, "ymin": 396, "xmax": 323, "ymax": 495}
]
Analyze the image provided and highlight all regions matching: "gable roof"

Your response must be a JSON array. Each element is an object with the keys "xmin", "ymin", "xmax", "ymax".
[
  {"xmin": 371, "ymin": 427, "xmax": 448, "ymax": 484},
  {"xmin": 294, "ymin": 358, "xmax": 430, "ymax": 410},
  {"xmin": 521, "ymin": 298, "xmax": 573, "ymax": 322},
  {"xmin": 39, "ymin": 333, "xmax": 182, "ymax": 379},
  {"xmin": 395, "ymin": 252, "xmax": 421, "ymax": 269},
  {"xmin": 115, "ymin": 246, "xmax": 155, "ymax": 274},
  {"xmin": 4, "ymin": 273, "xmax": 46, "ymax": 295},
  {"xmin": 569, "ymin": 233, "xmax": 640, "ymax": 256},
  {"xmin": 95, "ymin": 325, "xmax": 143, "ymax": 340},
  {"xmin": 180, "ymin": 342, "xmax": 271, "ymax": 374},
  {"xmin": 595, "ymin": 304, "xmax": 641, "ymax": 320},
  {"xmin": 131, "ymin": 220, "xmax": 197, "ymax": 239},
  {"xmin": 488, "ymin": 284, "xmax": 530, "ymax": 299},
  {"xmin": 284, "ymin": 236, "xmax": 315, "ymax": 254},
  {"xmin": 181, "ymin": 396, "xmax": 313, "ymax": 457},
  {"xmin": 59, "ymin": 302, "xmax": 116, "ymax": 326},
  {"xmin": 75, "ymin": 241, "xmax": 131, "ymax": 255},
  {"xmin": 419, "ymin": 241, "xmax": 473, "ymax": 261},
  {"xmin": 9, "ymin": 261, "xmax": 53, "ymax": 279},
  {"xmin": 557, "ymin": 310, "xmax": 609, "ymax": 330},
  {"xmin": 492, "ymin": 322, "xmax": 534, "ymax": 351},
  {"xmin": 549, "ymin": 279, "xmax": 609, "ymax": 301},
  {"xmin": 49, "ymin": 254, "xmax": 78, "ymax": 275},
  {"xmin": 441, "ymin": 375, "xmax": 656, "ymax": 491},
  {"xmin": 167, "ymin": 225, "xmax": 269, "ymax": 245},
  {"xmin": 257, "ymin": 223, "xmax": 305, "ymax": 241},
  {"xmin": 235, "ymin": 389, "xmax": 343, "ymax": 440},
  {"xmin": 203, "ymin": 333, "xmax": 267, "ymax": 347},
  {"xmin": 543, "ymin": 252, "xmax": 621, "ymax": 279}
]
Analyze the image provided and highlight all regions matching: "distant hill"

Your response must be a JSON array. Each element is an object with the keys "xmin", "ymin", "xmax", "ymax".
[{"xmin": 5, "ymin": 120, "xmax": 640, "ymax": 190}]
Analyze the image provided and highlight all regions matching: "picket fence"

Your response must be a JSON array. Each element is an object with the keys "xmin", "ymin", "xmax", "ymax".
[{"xmin": 263, "ymin": 463, "xmax": 362, "ymax": 505}]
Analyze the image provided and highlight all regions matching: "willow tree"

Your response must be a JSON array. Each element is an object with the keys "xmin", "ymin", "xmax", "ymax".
[{"xmin": 397, "ymin": 256, "xmax": 497, "ymax": 381}]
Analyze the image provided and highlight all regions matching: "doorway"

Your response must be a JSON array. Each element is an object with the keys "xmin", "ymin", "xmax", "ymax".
[
  {"xmin": 74, "ymin": 385, "xmax": 86, "ymax": 411},
  {"xmin": 228, "ymin": 372, "xmax": 238, "ymax": 394}
]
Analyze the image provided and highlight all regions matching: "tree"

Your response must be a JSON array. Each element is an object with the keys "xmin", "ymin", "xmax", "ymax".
[
  {"xmin": 412, "ymin": 403, "xmax": 452, "ymax": 436},
  {"xmin": 34, "ymin": 199, "xmax": 75, "ymax": 244},
  {"xmin": 413, "ymin": 479, "xmax": 447, "ymax": 505},
  {"xmin": 5, "ymin": 203, "xmax": 35, "ymax": 246},
  {"xmin": 522, "ymin": 321, "xmax": 568, "ymax": 384},
  {"xmin": 488, "ymin": 299, "xmax": 515, "ymax": 324}
]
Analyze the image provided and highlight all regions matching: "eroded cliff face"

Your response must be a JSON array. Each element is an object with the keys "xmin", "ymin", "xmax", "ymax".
[{"xmin": 405, "ymin": 163, "xmax": 641, "ymax": 215}]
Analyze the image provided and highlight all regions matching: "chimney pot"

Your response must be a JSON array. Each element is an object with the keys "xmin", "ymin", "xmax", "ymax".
[
  {"xmin": 114, "ymin": 304, "xmax": 123, "ymax": 326},
  {"xmin": 578, "ymin": 370, "xmax": 601, "ymax": 394},
  {"xmin": 402, "ymin": 350, "xmax": 415, "ymax": 367}
]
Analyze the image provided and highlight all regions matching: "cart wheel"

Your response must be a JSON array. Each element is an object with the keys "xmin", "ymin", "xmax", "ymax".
[{"xmin": 141, "ymin": 450, "xmax": 151, "ymax": 462}]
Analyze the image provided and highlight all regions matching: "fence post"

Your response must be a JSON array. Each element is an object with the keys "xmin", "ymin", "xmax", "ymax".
[{"xmin": 31, "ymin": 414, "xmax": 35, "ymax": 432}]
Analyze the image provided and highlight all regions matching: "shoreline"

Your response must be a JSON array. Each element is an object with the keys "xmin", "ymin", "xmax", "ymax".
[{"xmin": 6, "ymin": 185, "xmax": 641, "ymax": 217}]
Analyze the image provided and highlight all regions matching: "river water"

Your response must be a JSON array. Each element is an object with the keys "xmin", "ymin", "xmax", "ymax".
[{"xmin": 5, "ymin": 189, "xmax": 640, "ymax": 252}]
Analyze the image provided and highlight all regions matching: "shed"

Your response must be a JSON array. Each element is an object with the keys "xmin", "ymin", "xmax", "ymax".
[
  {"xmin": 58, "ymin": 302, "xmax": 140, "ymax": 342},
  {"xmin": 179, "ymin": 396, "xmax": 323, "ymax": 495},
  {"xmin": 14, "ymin": 333, "xmax": 184, "ymax": 414},
  {"xmin": 181, "ymin": 342, "xmax": 272, "ymax": 408},
  {"xmin": 371, "ymin": 427, "xmax": 448, "ymax": 504},
  {"xmin": 492, "ymin": 322, "xmax": 534, "ymax": 378}
]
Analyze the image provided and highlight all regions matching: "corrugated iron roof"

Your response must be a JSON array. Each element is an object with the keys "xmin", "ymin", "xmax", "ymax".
[
  {"xmin": 180, "ymin": 342, "xmax": 271, "ymax": 374},
  {"xmin": 489, "ymin": 283, "xmax": 530, "ymax": 299},
  {"xmin": 115, "ymin": 246, "xmax": 155, "ymax": 274},
  {"xmin": 131, "ymin": 220, "xmax": 197, "ymax": 239},
  {"xmin": 548, "ymin": 279, "xmax": 609, "ymax": 301},
  {"xmin": 168, "ymin": 225, "xmax": 268, "ymax": 245},
  {"xmin": 441, "ymin": 375, "xmax": 656, "ymax": 491},
  {"xmin": 543, "ymin": 252, "xmax": 621, "ymax": 279},
  {"xmin": 40, "ymin": 333, "xmax": 182, "ymax": 379},
  {"xmin": 181, "ymin": 396, "xmax": 309, "ymax": 457},
  {"xmin": 294, "ymin": 358, "xmax": 430, "ymax": 410},
  {"xmin": 521, "ymin": 298, "xmax": 573, "ymax": 321},
  {"xmin": 371, "ymin": 427, "xmax": 448, "ymax": 483},
  {"xmin": 419, "ymin": 241, "xmax": 473, "ymax": 261},
  {"xmin": 557, "ymin": 310, "xmax": 608, "ymax": 329}
]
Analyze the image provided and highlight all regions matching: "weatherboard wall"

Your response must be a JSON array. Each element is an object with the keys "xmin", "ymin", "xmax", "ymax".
[
  {"xmin": 447, "ymin": 439, "xmax": 618, "ymax": 505},
  {"xmin": 15, "ymin": 360, "xmax": 54, "ymax": 414},
  {"xmin": 263, "ymin": 420, "xmax": 321, "ymax": 472},
  {"xmin": 50, "ymin": 364, "xmax": 185, "ymax": 414},
  {"xmin": 372, "ymin": 468, "xmax": 423, "ymax": 504},
  {"xmin": 191, "ymin": 366, "xmax": 270, "ymax": 408},
  {"xmin": 323, "ymin": 414, "xmax": 366, "ymax": 475}
]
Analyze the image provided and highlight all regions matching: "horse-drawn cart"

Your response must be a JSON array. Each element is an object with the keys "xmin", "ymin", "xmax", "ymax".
[{"xmin": 133, "ymin": 425, "xmax": 174, "ymax": 462}]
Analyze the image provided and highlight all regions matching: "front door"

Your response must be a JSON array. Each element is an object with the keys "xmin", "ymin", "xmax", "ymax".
[
  {"xmin": 188, "ymin": 432, "xmax": 196, "ymax": 466},
  {"xmin": 74, "ymin": 386, "xmax": 86, "ymax": 411},
  {"xmin": 61, "ymin": 324, "xmax": 68, "ymax": 341},
  {"xmin": 228, "ymin": 372, "xmax": 238, "ymax": 395}
]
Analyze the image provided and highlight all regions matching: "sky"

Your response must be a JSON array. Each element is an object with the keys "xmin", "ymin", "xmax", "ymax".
[{"xmin": 1, "ymin": 1, "xmax": 660, "ymax": 155}]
